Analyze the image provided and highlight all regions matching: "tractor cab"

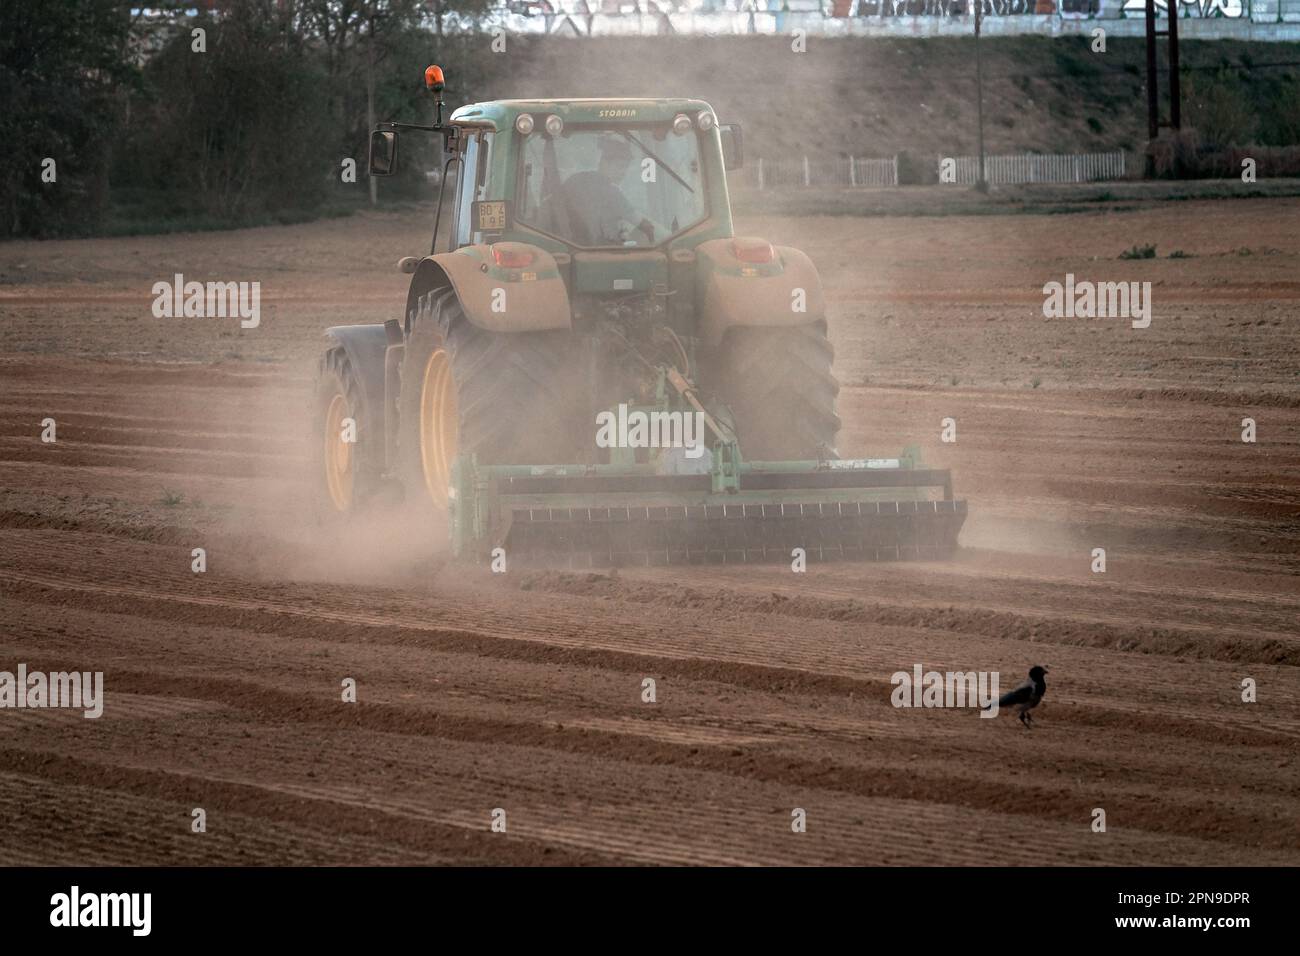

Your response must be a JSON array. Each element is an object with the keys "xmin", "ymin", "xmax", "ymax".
[
  {"xmin": 447, "ymin": 99, "xmax": 744, "ymax": 256},
  {"xmin": 369, "ymin": 75, "xmax": 743, "ymax": 259}
]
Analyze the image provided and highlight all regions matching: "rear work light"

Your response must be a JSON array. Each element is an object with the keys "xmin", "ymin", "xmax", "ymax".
[
  {"xmin": 492, "ymin": 245, "xmax": 536, "ymax": 269},
  {"xmin": 731, "ymin": 238, "xmax": 775, "ymax": 264}
]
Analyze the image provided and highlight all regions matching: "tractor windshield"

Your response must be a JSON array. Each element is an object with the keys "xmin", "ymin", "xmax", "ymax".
[{"xmin": 518, "ymin": 125, "xmax": 707, "ymax": 248}]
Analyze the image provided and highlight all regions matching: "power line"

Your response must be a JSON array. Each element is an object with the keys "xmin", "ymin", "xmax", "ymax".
[{"xmin": 981, "ymin": 58, "xmax": 1300, "ymax": 81}]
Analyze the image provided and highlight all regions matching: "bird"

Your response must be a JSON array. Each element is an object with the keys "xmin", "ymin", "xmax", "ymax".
[{"xmin": 987, "ymin": 665, "xmax": 1049, "ymax": 728}]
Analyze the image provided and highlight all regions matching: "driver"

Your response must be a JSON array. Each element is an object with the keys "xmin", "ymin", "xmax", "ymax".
[{"xmin": 560, "ymin": 135, "xmax": 655, "ymax": 245}]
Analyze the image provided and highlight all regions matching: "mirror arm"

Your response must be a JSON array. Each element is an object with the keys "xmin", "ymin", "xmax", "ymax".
[
  {"xmin": 378, "ymin": 121, "xmax": 453, "ymax": 134},
  {"xmin": 371, "ymin": 121, "xmax": 463, "ymax": 251},
  {"xmin": 431, "ymin": 153, "xmax": 463, "ymax": 256}
]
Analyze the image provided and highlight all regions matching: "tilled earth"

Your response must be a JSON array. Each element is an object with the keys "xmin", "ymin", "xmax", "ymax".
[{"xmin": 0, "ymin": 196, "xmax": 1297, "ymax": 865}]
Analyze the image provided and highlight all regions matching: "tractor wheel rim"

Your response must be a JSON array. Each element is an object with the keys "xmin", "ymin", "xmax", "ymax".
[
  {"xmin": 323, "ymin": 392, "xmax": 352, "ymax": 511},
  {"xmin": 419, "ymin": 348, "xmax": 457, "ymax": 506}
]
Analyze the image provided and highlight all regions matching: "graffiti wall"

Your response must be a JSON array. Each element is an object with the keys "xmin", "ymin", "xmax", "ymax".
[
  {"xmin": 851, "ymin": 0, "xmax": 1062, "ymax": 13},
  {"xmin": 496, "ymin": 0, "xmax": 1286, "ymax": 40},
  {"xmin": 1117, "ymin": 0, "xmax": 1248, "ymax": 16},
  {"xmin": 847, "ymin": 0, "xmax": 1248, "ymax": 13},
  {"xmin": 513, "ymin": 0, "xmax": 1252, "ymax": 13}
]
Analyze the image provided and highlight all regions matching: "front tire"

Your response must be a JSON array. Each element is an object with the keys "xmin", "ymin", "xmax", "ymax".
[{"xmin": 311, "ymin": 344, "xmax": 383, "ymax": 516}]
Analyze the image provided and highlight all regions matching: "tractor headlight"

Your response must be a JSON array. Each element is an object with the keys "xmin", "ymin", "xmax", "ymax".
[
  {"xmin": 697, "ymin": 110, "xmax": 715, "ymax": 132},
  {"xmin": 544, "ymin": 114, "xmax": 563, "ymax": 136},
  {"xmin": 515, "ymin": 113, "xmax": 535, "ymax": 135},
  {"xmin": 672, "ymin": 113, "xmax": 692, "ymax": 136}
]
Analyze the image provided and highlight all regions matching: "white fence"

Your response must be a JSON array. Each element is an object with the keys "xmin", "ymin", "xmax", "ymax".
[
  {"xmin": 746, "ymin": 156, "xmax": 899, "ymax": 188},
  {"xmin": 948, "ymin": 150, "xmax": 1126, "ymax": 183},
  {"xmin": 740, "ymin": 150, "xmax": 1127, "ymax": 188}
]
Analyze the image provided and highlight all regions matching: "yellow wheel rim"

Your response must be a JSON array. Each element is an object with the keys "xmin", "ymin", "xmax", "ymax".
[
  {"xmin": 419, "ymin": 348, "xmax": 458, "ymax": 506},
  {"xmin": 323, "ymin": 392, "xmax": 353, "ymax": 511}
]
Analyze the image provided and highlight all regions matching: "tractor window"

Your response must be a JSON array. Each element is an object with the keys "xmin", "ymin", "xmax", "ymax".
[
  {"xmin": 518, "ymin": 126, "xmax": 707, "ymax": 248},
  {"xmin": 454, "ymin": 132, "xmax": 493, "ymax": 248}
]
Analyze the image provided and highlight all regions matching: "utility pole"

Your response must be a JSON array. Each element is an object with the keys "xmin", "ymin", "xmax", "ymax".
[
  {"xmin": 1168, "ymin": 1, "xmax": 1181, "ymax": 131},
  {"xmin": 1144, "ymin": 0, "xmax": 1159, "ymax": 142},
  {"xmin": 366, "ymin": 21, "xmax": 377, "ymax": 207},
  {"xmin": 974, "ymin": 0, "xmax": 987, "ymax": 191},
  {"xmin": 1144, "ymin": 0, "xmax": 1182, "ymax": 172}
]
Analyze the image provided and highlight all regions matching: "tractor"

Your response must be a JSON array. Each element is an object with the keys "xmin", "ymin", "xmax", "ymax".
[{"xmin": 312, "ymin": 65, "xmax": 965, "ymax": 566}]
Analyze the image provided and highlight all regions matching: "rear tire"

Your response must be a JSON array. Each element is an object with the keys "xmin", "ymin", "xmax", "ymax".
[
  {"xmin": 709, "ymin": 322, "xmax": 842, "ymax": 461},
  {"xmin": 310, "ymin": 344, "xmax": 384, "ymax": 517},
  {"xmin": 398, "ymin": 289, "xmax": 583, "ymax": 514}
]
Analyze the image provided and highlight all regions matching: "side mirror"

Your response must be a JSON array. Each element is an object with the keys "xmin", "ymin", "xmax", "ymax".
[
  {"xmin": 369, "ymin": 130, "xmax": 397, "ymax": 177},
  {"xmin": 720, "ymin": 124, "xmax": 743, "ymax": 171}
]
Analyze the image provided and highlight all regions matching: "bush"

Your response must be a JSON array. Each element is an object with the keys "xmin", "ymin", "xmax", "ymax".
[
  {"xmin": 1119, "ymin": 244, "xmax": 1157, "ymax": 260},
  {"xmin": 1149, "ymin": 137, "xmax": 1300, "ymax": 180},
  {"xmin": 895, "ymin": 150, "xmax": 936, "ymax": 186},
  {"xmin": 1182, "ymin": 70, "xmax": 1257, "ymax": 150},
  {"xmin": 0, "ymin": 0, "xmax": 134, "ymax": 237},
  {"xmin": 1147, "ymin": 128, "xmax": 1202, "ymax": 179},
  {"xmin": 117, "ymin": 2, "xmax": 333, "ymax": 222},
  {"xmin": 1258, "ymin": 75, "xmax": 1300, "ymax": 147}
]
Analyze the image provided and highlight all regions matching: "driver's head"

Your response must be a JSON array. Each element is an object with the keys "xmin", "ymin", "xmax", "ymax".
[{"xmin": 596, "ymin": 135, "xmax": 633, "ymax": 182}]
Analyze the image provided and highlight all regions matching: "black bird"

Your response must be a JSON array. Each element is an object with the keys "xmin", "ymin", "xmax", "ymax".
[{"xmin": 988, "ymin": 665, "xmax": 1049, "ymax": 728}]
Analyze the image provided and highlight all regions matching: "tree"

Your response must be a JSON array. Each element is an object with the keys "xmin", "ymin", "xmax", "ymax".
[
  {"xmin": 299, "ymin": 1, "xmax": 427, "ymax": 204},
  {"xmin": 0, "ymin": 0, "xmax": 134, "ymax": 236},
  {"xmin": 122, "ymin": 0, "xmax": 333, "ymax": 220}
]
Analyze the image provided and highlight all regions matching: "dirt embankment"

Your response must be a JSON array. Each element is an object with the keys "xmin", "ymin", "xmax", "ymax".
[{"xmin": 490, "ymin": 35, "xmax": 1300, "ymax": 160}]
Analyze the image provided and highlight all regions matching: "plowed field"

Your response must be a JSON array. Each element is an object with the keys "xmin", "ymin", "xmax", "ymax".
[{"xmin": 1, "ymin": 196, "xmax": 1297, "ymax": 865}]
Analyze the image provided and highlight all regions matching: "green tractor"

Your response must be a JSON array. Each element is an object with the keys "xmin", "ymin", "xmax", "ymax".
[{"xmin": 313, "ymin": 65, "xmax": 965, "ymax": 566}]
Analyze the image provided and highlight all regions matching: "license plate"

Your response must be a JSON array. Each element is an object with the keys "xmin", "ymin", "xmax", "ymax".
[{"xmin": 472, "ymin": 200, "xmax": 509, "ymax": 232}]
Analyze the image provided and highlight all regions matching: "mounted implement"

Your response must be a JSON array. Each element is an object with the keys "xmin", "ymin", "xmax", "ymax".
[
  {"xmin": 312, "ymin": 66, "xmax": 966, "ymax": 566},
  {"xmin": 453, "ymin": 454, "xmax": 964, "ymax": 568}
]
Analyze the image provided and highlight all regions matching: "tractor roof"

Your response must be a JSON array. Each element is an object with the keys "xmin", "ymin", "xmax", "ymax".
[{"xmin": 451, "ymin": 98, "xmax": 714, "ymax": 130}]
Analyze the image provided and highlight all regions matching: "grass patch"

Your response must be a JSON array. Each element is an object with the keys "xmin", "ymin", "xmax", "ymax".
[{"xmin": 1120, "ymin": 243, "xmax": 1158, "ymax": 259}]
